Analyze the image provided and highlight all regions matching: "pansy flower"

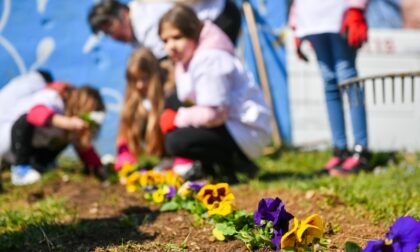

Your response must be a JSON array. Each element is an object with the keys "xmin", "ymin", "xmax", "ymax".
[
  {"xmin": 164, "ymin": 171, "xmax": 184, "ymax": 188},
  {"xmin": 281, "ymin": 214, "xmax": 324, "ymax": 249},
  {"xmin": 178, "ymin": 181, "xmax": 204, "ymax": 198},
  {"xmin": 253, "ymin": 197, "xmax": 294, "ymax": 250},
  {"xmin": 152, "ymin": 188, "xmax": 166, "ymax": 203},
  {"xmin": 363, "ymin": 216, "xmax": 420, "ymax": 252},
  {"xmin": 208, "ymin": 198, "xmax": 235, "ymax": 216},
  {"xmin": 163, "ymin": 185, "xmax": 176, "ymax": 199},
  {"xmin": 140, "ymin": 170, "xmax": 164, "ymax": 187},
  {"xmin": 197, "ymin": 183, "xmax": 234, "ymax": 209},
  {"xmin": 125, "ymin": 171, "xmax": 141, "ymax": 192}
]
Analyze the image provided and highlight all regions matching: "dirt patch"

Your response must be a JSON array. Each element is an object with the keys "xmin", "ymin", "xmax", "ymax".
[{"xmin": 18, "ymin": 178, "xmax": 386, "ymax": 251}]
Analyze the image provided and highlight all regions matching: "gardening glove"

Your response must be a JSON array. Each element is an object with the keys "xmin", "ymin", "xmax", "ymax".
[
  {"xmin": 341, "ymin": 8, "xmax": 368, "ymax": 49},
  {"xmin": 295, "ymin": 37, "xmax": 309, "ymax": 62},
  {"xmin": 160, "ymin": 109, "xmax": 177, "ymax": 134},
  {"xmin": 115, "ymin": 145, "xmax": 136, "ymax": 171}
]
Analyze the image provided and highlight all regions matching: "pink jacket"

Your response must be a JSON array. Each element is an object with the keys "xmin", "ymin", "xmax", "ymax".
[{"xmin": 174, "ymin": 21, "xmax": 234, "ymax": 128}]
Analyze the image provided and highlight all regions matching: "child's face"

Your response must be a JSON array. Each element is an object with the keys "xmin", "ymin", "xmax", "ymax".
[
  {"xmin": 160, "ymin": 22, "xmax": 196, "ymax": 65},
  {"xmin": 135, "ymin": 73, "xmax": 149, "ymax": 96},
  {"xmin": 101, "ymin": 11, "xmax": 133, "ymax": 42}
]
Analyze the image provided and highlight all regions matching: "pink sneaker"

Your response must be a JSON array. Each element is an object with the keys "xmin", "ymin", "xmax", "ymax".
[
  {"xmin": 317, "ymin": 148, "xmax": 348, "ymax": 175},
  {"xmin": 172, "ymin": 157, "xmax": 194, "ymax": 177},
  {"xmin": 330, "ymin": 145, "xmax": 370, "ymax": 176}
]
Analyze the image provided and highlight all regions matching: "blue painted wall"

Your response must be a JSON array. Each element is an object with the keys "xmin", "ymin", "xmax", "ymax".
[{"xmin": 0, "ymin": 0, "xmax": 132, "ymax": 155}]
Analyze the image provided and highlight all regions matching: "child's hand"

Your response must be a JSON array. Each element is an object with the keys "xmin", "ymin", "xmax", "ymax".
[
  {"xmin": 51, "ymin": 114, "xmax": 88, "ymax": 131},
  {"xmin": 68, "ymin": 116, "xmax": 88, "ymax": 131}
]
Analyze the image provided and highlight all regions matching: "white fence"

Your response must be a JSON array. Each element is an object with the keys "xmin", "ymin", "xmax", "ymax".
[{"xmin": 287, "ymin": 30, "xmax": 420, "ymax": 151}]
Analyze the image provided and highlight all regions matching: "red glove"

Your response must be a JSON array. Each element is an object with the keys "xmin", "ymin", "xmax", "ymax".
[
  {"xmin": 341, "ymin": 8, "xmax": 368, "ymax": 48},
  {"xmin": 294, "ymin": 37, "xmax": 309, "ymax": 62},
  {"xmin": 160, "ymin": 109, "xmax": 177, "ymax": 134}
]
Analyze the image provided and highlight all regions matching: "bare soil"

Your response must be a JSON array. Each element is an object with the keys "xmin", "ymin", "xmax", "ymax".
[{"xmin": 12, "ymin": 178, "xmax": 387, "ymax": 251}]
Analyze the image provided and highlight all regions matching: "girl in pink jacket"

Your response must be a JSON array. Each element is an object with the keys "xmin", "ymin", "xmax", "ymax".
[{"xmin": 158, "ymin": 4, "xmax": 272, "ymax": 183}]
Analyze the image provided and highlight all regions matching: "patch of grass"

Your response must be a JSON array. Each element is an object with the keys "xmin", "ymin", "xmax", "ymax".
[
  {"xmin": 253, "ymin": 150, "xmax": 420, "ymax": 223},
  {"xmin": 0, "ymin": 197, "xmax": 79, "ymax": 250}
]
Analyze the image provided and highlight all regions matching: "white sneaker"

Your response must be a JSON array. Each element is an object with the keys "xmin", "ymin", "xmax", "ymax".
[{"xmin": 11, "ymin": 165, "xmax": 41, "ymax": 186}]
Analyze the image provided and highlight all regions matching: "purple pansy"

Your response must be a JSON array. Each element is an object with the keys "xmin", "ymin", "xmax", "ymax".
[
  {"xmin": 363, "ymin": 216, "xmax": 420, "ymax": 252},
  {"xmin": 189, "ymin": 182, "xmax": 204, "ymax": 193},
  {"xmin": 254, "ymin": 197, "xmax": 294, "ymax": 250},
  {"xmin": 165, "ymin": 185, "xmax": 176, "ymax": 198}
]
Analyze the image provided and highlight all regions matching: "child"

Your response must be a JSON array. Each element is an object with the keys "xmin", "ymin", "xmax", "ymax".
[
  {"xmin": 115, "ymin": 48, "xmax": 169, "ymax": 171},
  {"xmin": 0, "ymin": 71, "xmax": 106, "ymax": 186},
  {"xmin": 291, "ymin": 0, "xmax": 370, "ymax": 175},
  {"xmin": 158, "ymin": 5, "xmax": 272, "ymax": 182}
]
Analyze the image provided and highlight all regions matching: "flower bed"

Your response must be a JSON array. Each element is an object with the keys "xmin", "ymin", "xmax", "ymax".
[{"xmin": 118, "ymin": 164, "xmax": 420, "ymax": 251}]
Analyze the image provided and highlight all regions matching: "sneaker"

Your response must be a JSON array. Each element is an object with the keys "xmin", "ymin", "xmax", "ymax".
[
  {"xmin": 94, "ymin": 166, "xmax": 108, "ymax": 182},
  {"xmin": 172, "ymin": 157, "xmax": 194, "ymax": 177},
  {"xmin": 330, "ymin": 145, "xmax": 370, "ymax": 176},
  {"xmin": 11, "ymin": 164, "xmax": 41, "ymax": 186},
  {"xmin": 316, "ymin": 148, "xmax": 349, "ymax": 175},
  {"xmin": 174, "ymin": 158, "xmax": 207, "ymax": 181}
]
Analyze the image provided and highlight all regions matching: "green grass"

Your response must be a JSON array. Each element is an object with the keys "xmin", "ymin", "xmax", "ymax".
[
  {"xmin": 0, "ymin": 196, "xmax": 79, "ymax": 250},
  {"xmin": 253, "ymin": 150, "xmax": 420, "ymax": 223}
]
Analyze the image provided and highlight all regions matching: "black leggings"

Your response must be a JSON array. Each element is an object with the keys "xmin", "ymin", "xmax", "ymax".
[
  {"xmin": 214, "ymin": 0, "xmax": 242, "ymax": 44},
  {"xmin": 164, "ymin": 93, "xmax": 244, "ymax": 174},
  {"xmin": 11, "ymin": 114, "xmax": 66, "ymax": 171}
]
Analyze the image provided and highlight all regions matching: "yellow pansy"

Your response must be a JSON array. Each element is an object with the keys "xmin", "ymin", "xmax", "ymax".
[
  {"xmin": 178, "ymin": 182, "xmax": 193, "ymax": 198},
  {"xmin": 164, "ymin": 171, "xmax": 184, "ymax": 188},
  {"xmin": 126, "ymin": 171, "xmax": 141, "ymax": 184},
  {"xmin": 280, "ymin": 214, "xmax": 324, "ymax": 249},
  {"xmin": 208, "ymin": 199, "xmax": 235, "ymax": 216},
  {"xmin": 281, "ymin": 217, "xmax": 300, "ymax": 249},
  {"xmin": 140, "ymin": 171, "xmax": 162, "ymax": 187},
  {"xmin": 125, "ymin": 184, "xmax": 138, "ymax": 193},
  {"xmin": 197, "ymin": 183, "xmax": 234, "ymax": 209},
  {"xmin": 152, "ymin": 188, "xmax": 165, "ymax": 203},
  {"xmin": 119, "ymin": 163, "xmax": 134, "ymax": 178},
  {"xmin": 296, "ymin": 214, "xmax": 324, "ymax": 244}
]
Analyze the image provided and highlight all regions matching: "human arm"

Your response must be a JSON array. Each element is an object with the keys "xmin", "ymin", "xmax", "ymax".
[
  {"xmin": 174, "ymin": 105, "xmax": 227, "ymax": 128},
  {"xmin": 26, "ymin": 104, "xmax": 87, "ymax": 131}
]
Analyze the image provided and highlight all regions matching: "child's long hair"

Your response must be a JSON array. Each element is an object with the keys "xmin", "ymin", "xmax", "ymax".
[
  {"xmin": 158, "ymin": 4, "xmax": 203, "ymax": 42},
  {"xmin": 62, "ymin": 85, "xmax": 105, "ymax": 148},
  {"xmin": 118, "ymin": 48, "xmax": 165, "ymax": 157}
]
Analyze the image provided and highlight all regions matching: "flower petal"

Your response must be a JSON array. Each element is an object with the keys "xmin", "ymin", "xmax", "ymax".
[
  {"xmin": 281, "ymin": 217, "xmax": 300, "ymax": 249},
  {"xmin": 388, "ymin": 216, "xmax": 420, "ymax": 252},
  {"xmin": 362, "ymin": 240, "xmax": 389, "ymax": 252}
]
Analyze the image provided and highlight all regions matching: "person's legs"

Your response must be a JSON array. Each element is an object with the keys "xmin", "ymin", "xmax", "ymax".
[
  {"xmin": 10, "ymin": 114, "xmax": 41, "ymax": 185},
  {"xmin": 329, "ymin": 33, "xmax": 368, "ymax": 149},
  {"xmin": 164, "ymin": 125, "xmax": 240, "ymax": 182},
  {"xmin": 307, "ymin": 33, "xmax": 348, "ymax": 150},
  {"xmin": 11, "ymin": 114, "xmax": 35, "ymax": 166},
  {"xmin": 329, "ymin": 33, "xmax": 369, "ymax": 175}
]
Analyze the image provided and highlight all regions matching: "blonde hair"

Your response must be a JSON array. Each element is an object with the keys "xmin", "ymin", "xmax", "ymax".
[
  {"xmin": 62, "ymin": 85, "xmax": 105, "ymax": 148},
  {"xmin": 118, "ymin": 48, "xmax": 165, "ymax": 157}
]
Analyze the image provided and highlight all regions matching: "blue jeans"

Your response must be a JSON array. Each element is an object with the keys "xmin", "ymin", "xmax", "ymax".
[{"xmin": 306, "ymin": 33, "xmax": 368, "ymax": 149}]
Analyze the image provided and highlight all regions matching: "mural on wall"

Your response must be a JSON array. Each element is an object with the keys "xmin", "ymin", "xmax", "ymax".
[{"xmin": 0, "ymin": 0, "xmax": 132, "ymax": 155}]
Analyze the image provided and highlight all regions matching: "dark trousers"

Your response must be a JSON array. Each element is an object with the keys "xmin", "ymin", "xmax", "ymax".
[
  {"xmin": 11, "ymin": 114, "xmax": 66, "ymax": 172},
  {"xmin": 214, "ymin": 0, "xmax": 242, "ymax": 44},
  {"xmin": 164, "ymin": 93, "xmax": 244, "ymax": 175}
]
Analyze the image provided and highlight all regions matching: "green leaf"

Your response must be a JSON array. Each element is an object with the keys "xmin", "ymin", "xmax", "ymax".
[
  {"xmin": 160, "ymin": 201, "xmax": 179, "ymax": 212},
  {"xmin": 215, "ymin": 223, "xmax": 237, "ymax": 236},
  {"xmin": 345, "ymin": 241, "xmax": 362, "ymax": 252}
]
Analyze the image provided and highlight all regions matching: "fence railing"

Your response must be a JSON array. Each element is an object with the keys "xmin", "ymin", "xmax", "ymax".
[{"xmin": 339, "ymin": 71, "xmax": 420, "ymax": 105}]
